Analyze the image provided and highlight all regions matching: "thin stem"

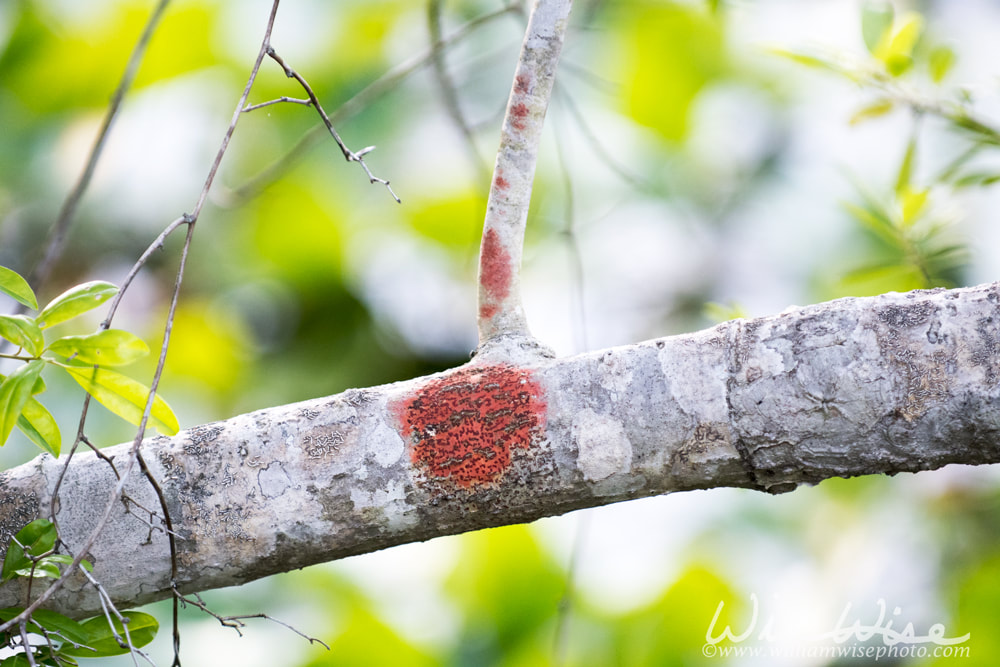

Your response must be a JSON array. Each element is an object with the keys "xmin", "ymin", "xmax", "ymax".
[
  {"xmin": 227, "ymin": 2, "xmax": 520, "ymax": 204},
  {"xmin": 428, "ymin": 0, "xmax": 489, "ymax": 180},
  {"xmin": 28, "ymin": 0, "xmax": 172, "ymax": 297},
  {"xmin": 477, "ymin": 0, "xmax": 574, "ymax": 345},
  {"xmin": 264, "ymin": 47, "xmax": 400, "ymax": 202},
  {"xmin": 0, "ymin": 0, "xmax": 284, "ymax": 641}
]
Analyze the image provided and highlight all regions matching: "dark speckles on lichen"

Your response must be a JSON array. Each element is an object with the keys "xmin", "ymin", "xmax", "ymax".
[
  {"xmin": 391, "ymin": 365, "xmax": 546, "ymax": 494},
  {"xmin": 878, "ymin": 301, "xmax": 936, "ymax": 328}
]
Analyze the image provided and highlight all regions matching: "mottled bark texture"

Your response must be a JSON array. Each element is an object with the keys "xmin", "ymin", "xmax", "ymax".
[{"xmin": 2, "ymin": 283, "xmax": 1000, "ymax": 616}]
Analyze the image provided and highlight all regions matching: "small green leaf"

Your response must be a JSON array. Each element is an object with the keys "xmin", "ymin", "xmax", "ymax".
[
  {"xmin": 16, "ymin": 397, "xmax": 61, "ymax": 457},
  {"xmin": 0, "ymin": 361, "xmax": 45, "ymax": 447},
  {"xmin": 14, "ymin": 561, "xmax": 61, "ymax": 579},
  {"xmin": 0, "ymin": 266, "xmax": 37, "ymax": 310},
  {"xmin": 61, "ymin": 612, "xmax": 159, "ymax": 658},
  {"xmin": 768, "ymin": 47, "xmax": 840, "ymax": 72},
  {"xmin": 1, "ymin": 518, "xmax": 57, "ymax": 582},
  {"xmin": 47, "ymin": 330, "xmax": 149, "ymax": 366},
  {"xmin": 849, "ymin": 98, "xmax": 894, "ymax": 125},
  {"xmin": 60, "ymin": 364, "xmax": 179, "ymax": 435},
  {"xmin": 0, "ymin": 315, "xmax": 44, "ymax": 357},
  {"xmin": 928, "ymin": 44, "xmax": 956, "ymax": 83},
  {"xmin": 895, "ymin": 132, "xmax": 918, "ymax": 196},
  {"xmin": 899, "ymin": 186, "xmax": 929, "ymax": 226},
  {"xmin": 952, "ymin": 171, "xmax": 1000, "ymax": 188},
  {"xmin": 875, "ymin": 12, "xmax": 924, "ymax": 77},
  {"xmin": 861, "ymin": 1, "xmax": 894, "ymax": 54},
  {"xmin": 37, "ymin": 281, "xmax": 118, "ymax": 329}
]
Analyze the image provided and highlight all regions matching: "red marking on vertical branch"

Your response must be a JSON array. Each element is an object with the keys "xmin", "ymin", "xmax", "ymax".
[
  {"xmin": 514, "ymin": 73, "xmax": 532, "ymax": 95},
  {"xmin": 509, "ymin": 102, "xmax": 530, "ymax": 131},
  {"xmin": 494, "ymin": 169, "xmax": 509, "ymax": 191},
  {"xmin": 479, "ymin": 227, "xmax": 512, "ymax": 314},
  {"xmin": 393, "ymin": 365, "xmax": 547, "ymax": 489}
]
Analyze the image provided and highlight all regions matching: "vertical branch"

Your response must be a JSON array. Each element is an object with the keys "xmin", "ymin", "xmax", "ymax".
[{"xmin": 477, "ymin": 0, "xmax": 573, "ymax": 346}]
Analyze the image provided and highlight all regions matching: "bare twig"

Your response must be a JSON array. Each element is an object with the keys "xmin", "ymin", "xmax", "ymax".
[
  {"xmin": 176, "ymin": 591, "xmax": 330, "ymax": 649},
  {"xmin": 428, "ymin": 0, "xmax": 489, "ymax": 180},
  {"xmin": 226, "ymin": 2, "xmax": 520, "ymax": 204},
  {"xmin": 242, "ymin": 96, "xmax": 311, "ymax": 112},
  {"xmin": 0, "ymin": 0, "xmax": 285, "ymax": 651},
  {"xmin": 264, "ymin": 47, "xmax": 400, "ymax": 202},
  {"xmin": 28, "ymin": 0, "xmax": 172, "ymax": 297}
]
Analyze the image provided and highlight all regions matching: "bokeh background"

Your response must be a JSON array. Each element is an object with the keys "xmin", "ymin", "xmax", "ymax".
[{"xmin": 2, "ymin": 0, "xmax": 1000, "ymax": 664}]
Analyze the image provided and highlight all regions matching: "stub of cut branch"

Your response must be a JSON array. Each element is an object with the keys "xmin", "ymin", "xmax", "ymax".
[
  {"xmin": 2, "ymin": 282, "xmax": 1000, "ymax": 617},
  {"xmin": 477, "ymin": 0, "xmax": 574, "ymax": 346}
]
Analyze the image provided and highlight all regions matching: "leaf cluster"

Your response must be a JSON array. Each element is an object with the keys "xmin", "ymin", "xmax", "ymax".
[
  {"xmin": 773, "ymin": 1, "xmax": 1000, "ymax": 297},
  {"xmin": 0, "ymin": 520, "xmax": 158, "ymax": 665},
  {"xmin": 0, "ymin": 267, "xmax": 179, "ymax": 457}
]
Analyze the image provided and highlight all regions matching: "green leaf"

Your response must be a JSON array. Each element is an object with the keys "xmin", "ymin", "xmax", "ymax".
[
  {"xmin": 0, "ymin": 361, "xmax": 45, "ymax": 447},
  {"xmin": 861, "ymin": 1, "xmax": 894, "ymax": 54},
  {"xmin": 875, "ymin": 12, "xmax": 924, "ymax": 77},
  {"xmin": 1, "ymin": 518, "xmax": 57, "ymax": 582},
  {"xmin": 849, "ymin": 98, "xmax": 894, "ymax": 125},
  {"xmin": 0, "ymin": 315, "xmax": 44, "ymax": 357},
  {"xmin": 0, "ymin": 266, "xmax": 37, "ymax": 310},
  {"xmin": 59, "ymin": 364, "xmax": 179, "ymax": 435},
  {"xmin": 60, "ymin": 612, "xmax": 159, "ymax": 658},
  {"xmin": 843, "ymin": 201, "xmax": 900, "ymax": 247},
  {"xmin": 14, "ymin": 561, "xmax": 61, "ymax": 579},
  {"xmin": 16, "ymin": 397, "xmax": 61, "ymax": 457},
  {"xmin": 0, "ymin": 608, "xmax": 91, "ymax": 647},
  {"xmin": 928, "ymin": 45, "xmax": 956, "ymax": 83},
  {"xmin": 47, "ymin": 330, "xmax": 149, "ymax": 366},
  {"xmin": 895, "ymin": 132, "xmax": 918, "ymax": 196},
  {"xmin": 952, "ymin": 171, "xmax": 1000, "ymax": 188},
  {"xmin": 768, "ymin": 47, "xmax": 841, "ymax": 72},
  {"xmin": 899, "ymin": 186, "xmax": 929, "ymax": 226},
  {"xmin": 37, "ymin": 281, "xmax": 118, "ymax": 329}
]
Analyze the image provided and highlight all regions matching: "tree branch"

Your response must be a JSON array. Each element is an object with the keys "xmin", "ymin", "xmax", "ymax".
[
  {"xmin": 477, "ymin": 0, "xmax": 573, "ymax": 347},
  {"xmin": 2, "ymin": 282, "xmax": 999, "ymax": 617}
]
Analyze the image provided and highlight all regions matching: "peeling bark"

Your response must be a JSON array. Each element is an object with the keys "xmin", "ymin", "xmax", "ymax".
[{"xmin": 2, "ymin": 283, "xmax": 999, "ymax": 616}]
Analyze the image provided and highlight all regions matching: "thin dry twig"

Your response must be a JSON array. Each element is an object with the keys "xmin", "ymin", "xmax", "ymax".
[
  {"xmin": 28, "ymin": 0, "xmax": 172, "ymax": 297},
  {"xmin": 226, "ymin": 1, "xmax": 520, "ymax": 203},
  {"xmin": 0, "ymin": 1, "xmax": 285, "ymax": 657},
  {"xmin": 262, "ymin": 47, "xmax": 400, "ymax": 202},
  {"xmin": 428, "ymin": 0, "xmax": 489, "ymax": 179},
  {"xmin": 176, "ymin": 591, "xmax": 330, "ymax": 649}
]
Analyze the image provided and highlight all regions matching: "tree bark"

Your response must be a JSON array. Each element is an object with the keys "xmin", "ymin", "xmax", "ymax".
[{"xmin": 2, "ymin": 281, "xmax": 999, "ymax": 617}]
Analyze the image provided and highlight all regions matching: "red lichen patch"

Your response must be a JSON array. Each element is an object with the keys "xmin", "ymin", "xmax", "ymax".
[
  {"xmin": 478, "ymin": 302, "xmax": 499, "ymax": 320},
  {"xmin": 479, "ymin": 227, "xmax": 512, "ymax": 306},
  {"xmin": 514, "ymin": 73, "xmax": 531, "ymax": 95},
  {"xmin": 494, "ymin": 169, "xmax": 509, "ymax": 191},
  {"xmin": 510, "ymin": 102, "xmax": 530, "ymax": 131},
  {"xmin": 393, "ymin": 365, "xmax": 546, "ymax": 489}
]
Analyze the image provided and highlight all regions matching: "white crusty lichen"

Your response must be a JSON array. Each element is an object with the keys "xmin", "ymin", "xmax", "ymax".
[{"xmin": 572, "ymin": 408, "xmax": 633, "ymax": 484}]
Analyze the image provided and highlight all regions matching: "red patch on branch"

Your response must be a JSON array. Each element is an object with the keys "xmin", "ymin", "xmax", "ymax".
[
  {"xmin": 479, "ymin": 228, "xmax": 511, "ymax": 306},
  {"xmin": 514, "ymin": 73, "xmax": 531, "ymax": 95},
  {"xmin": 479, "ymin": 302, "xmax": 499, "ymax": 320},
  {"xmin": 394, "ymin": 365, "xmax": 546, "ymax": 489},
  {"xmin": 494, "ymin": 170, "xmax": 509, "ymax": 191},
  {"xmin": 510, "ymin": 102, "xmax": 530, "ymax": 131}
]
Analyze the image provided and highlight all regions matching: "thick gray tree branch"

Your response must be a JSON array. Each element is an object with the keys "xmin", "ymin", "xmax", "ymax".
[{"xmin": 2, "ymin": 282, "xmax": 999, "ymax": 617}]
